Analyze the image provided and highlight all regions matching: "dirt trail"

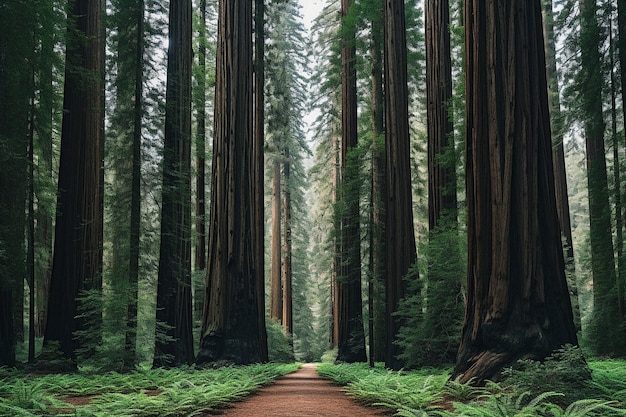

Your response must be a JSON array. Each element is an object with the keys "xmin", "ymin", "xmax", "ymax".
[{"xmin": 213, "ymin": 363, "xmax": 390, "ymax": 416}]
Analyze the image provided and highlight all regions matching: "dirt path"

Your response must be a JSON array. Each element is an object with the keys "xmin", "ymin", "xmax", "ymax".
[{"xmin": 213, "ymin": 363, "xmax": 391, "ymax": 416}]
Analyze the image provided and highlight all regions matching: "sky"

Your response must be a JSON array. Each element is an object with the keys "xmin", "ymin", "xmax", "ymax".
[{"xmin": 298, "ymin": 0, "xmax": 325, "ymax": 29}]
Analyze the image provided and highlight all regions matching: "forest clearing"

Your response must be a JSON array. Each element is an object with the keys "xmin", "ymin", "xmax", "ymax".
[{"xmin": 2, "ymin": 0, "xmax": 626, "ymax": 415}]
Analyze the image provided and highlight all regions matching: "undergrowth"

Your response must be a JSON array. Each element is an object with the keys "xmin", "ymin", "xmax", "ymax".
[
  {"xmin": 317, "ymin": 356, "xmax": 626, "ymax": 417},
  {"xmin": 0, "ymin": 362, "xmax": 299, "ymax": 416}
]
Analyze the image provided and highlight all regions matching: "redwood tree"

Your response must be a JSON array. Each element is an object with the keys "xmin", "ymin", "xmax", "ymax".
[
  {"xmin": 154, "ymin": 0, "xmax": 194, "ymax": 367},
  {"xmin": 336, "ymin": 0, "xmax": 366, "ymax": 363},
  {"xmin": 44, "ymin": 0, "xmax": 104, "ymax": 360},
  {"xmin": 383, "ymin": 0, "xmax": 418, "ymax": 370},
  {"xmin": 453, "ymin": 0, "xmax": 578, "ymax": 383},
  {"xmin": 197, "ymin": 0, "xmax": 268, "ymax": 365}
]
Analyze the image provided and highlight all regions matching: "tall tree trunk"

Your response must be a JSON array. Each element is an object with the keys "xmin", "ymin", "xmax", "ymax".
[
  {"xmin": 154, "ymin": 0, "xmax": 194, "ymax": 367},
  {"xmin": 35, "ymin": 0, "xmax": 56, "ymax": 340},
  {"xmin": 195, "ymin": 0, "xmax": 208, "ymax": 272},
  {"xmin": 282, "ymin": 151, "xmax": 293, "ymax": 335},
  {"xmin": 609, "ymin": 18, "xmax": 625, "ymax": 331},
  {"xmin": 368, "ymin": 3, "xmax": 386, "ymax": 364},
  {"xmin": 45, "ymin": 0, "xmax": 104, "ymax": 360},
  {"xmin": 542, "ymin": 0, "xmax": 580, "ymax": 331},
  {"xmin": 197, "ymin": 0, "xmax": 268, "ymax": 365},
  {"xmin": 254, "ymin": 0, "xmax": 268, "ymax": 362},
  {"xmin": 127, "ymin": 0, "xmax": 144, "ymax": 365},
  {"xmin": 425, "ymin": 0, "xmax": 462, "ymax": 366},
  {"xmin": 580, "ymin": 0, "xmax": 625, "ymax": 356},
  {"xmin": 617, "ymin": 0, "xmax": 626, "ymax": 321},
  {"xmin": 383, "ymin": 0, "xmax": 418, "ymax": 370},
  {"xmin": 336, "ymin": 0, "xmax": 366, "ymax": 364},
  {"xmin": 270, "ymin": 160, "xmax": 283, "ymax": 322},
  {"xmin": 453, "ymin": 0, "xmax": 579, "ymax": 384}
]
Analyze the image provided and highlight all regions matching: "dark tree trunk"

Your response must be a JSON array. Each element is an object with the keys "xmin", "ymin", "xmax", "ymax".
[
  {"xmin": 126, "ymin": 0, "xmax": 144, "ymax": 364},
  {"xmin": 453, "ymin": 0, "xmax": 578, "ymax": 384},
  {"xmin": 617, "ymin": 0, "xmax": 626, "ymax": 321},
  {"xmin": 45, "ymin": 0, "xmax": 104, "ymax": 360},
  {"xmin": 270, "ymin": 160, "xmax": 283, "ymax": 322},
  {"xmin": 383, "ymin": 0, "xmax": 417, "ymax": 370},
  {"xmin": 197, "ymin": 0, "xmax": 268, "ymax": 365},
  {"xmin": 579, "ymin": 0, "xmax": 625, "ymax": 356},
  {"xmin": 154, "ymin": 0, "xmax": 194, "ymax": 367},
  {"xmin": 254, "ymin": 0, "xmax": 269, "ymax": 362},
  {"xmin": 368, "ymin": 4, "xmax": 386, "ymax": 364},
  {"xmin": 425, "ymin": 0, "xmax": 462, "ymax": 366},
  {"xmin": 195, "ymin": 0, "xmax": 208, "ymax": 272},
  {"xmin": 282, "ymin": 151, "xmax": 293, "ymax": 335},
  {"xmin": 542, "ymin": 0, "xmax": 580, "ymax": 331},
  {"xmin": 336, "ymin": 0, "xmax": 366, "ymax": 364}
]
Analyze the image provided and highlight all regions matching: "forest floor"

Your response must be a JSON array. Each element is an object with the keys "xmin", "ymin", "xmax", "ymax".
[{"xmin": 207, "ymin": 363, "xmax": 391, "ymax": 416}]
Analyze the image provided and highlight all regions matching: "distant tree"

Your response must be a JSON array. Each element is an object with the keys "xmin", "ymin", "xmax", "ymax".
[
  {"xmin": 197, "ymin": 0, "xmax": 268, "ymax": 365},
  {"xmin": 618, "ymin": 0, "xmax": 626, "ymax": 322},
  {"xmin": 383, "ymin": 0, "xmax": 418, "ymax": 370},
  {"xmin": 195, "ymin": 0, "xmax": 208, "ymax": 272},
  {"xmin": 578, "ymin": 0, "xmax": 626, "ymax": 356},
  {"xmin": 44, "ymin": 0, "xmax": 104, "ymax": 361},
  {"xmin": 452, "ymin": 0, "xmax": 579, "ymax": 383},
  {"xmin": 107, "ymin": 0, "xmax": 145, "ymax": 368},
  {"xmin": 154, "ymin": 0, "xmax": 194, "ymax": 367}
]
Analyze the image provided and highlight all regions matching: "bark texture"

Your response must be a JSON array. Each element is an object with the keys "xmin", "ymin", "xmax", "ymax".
[
  {"xmin": 197, "ymin": 0, "xmax": 268, "ymax": 365},
  {"xmin": 336, "ymin": 0, "xmax": 366, "ymax": 364},
  {"xmin": 383, "ymin": 0, "xmax": 417, "ymax": 370},
  {"xmin": 453, "ymin": 0, "xmax": 578, "ymax": 383},
  {"xmin": 44, "ymin": 0, "xmax": 104, "ymax": 360},
  {"xmin": 154, "ymin": 0, "xmax": 194, "ymax": 367}
]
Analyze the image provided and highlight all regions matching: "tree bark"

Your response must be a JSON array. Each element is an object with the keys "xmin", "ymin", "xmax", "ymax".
[
  {"xmin": 197, "ymin": 0, "xmax": 268, "ymax": 365},
  {"xmin": 542, "ymin": 0, "xmax": 580, "ymax": 331},
  {"xmin": 254, "ymin": 0, "xmax": 269, "ymax": 362},
  {"xmin": 453, "ymin": 0, "xmax": 578, "ymax": 383},
  {"xmin": 617, "ymin": 0, "xmax": 626, "ymax": 322},
  {"xmin": 154, "ymin": 0, "xmax": 194, "ymax": 367},
  {"xmin": 44, "ymin": 0, "xmax": 104, "ymax": 360},
  {"xmin": 368, "ymin": 3, "xmax": 386, "ymax": 364},
  {"xmin": 270, "ymin": 160, "xmax": 283, "ymax": 322},
  {"xmin": 383, "ymin": 0, "xmax": 418, "ymax": 370},
  {"xmin": 282, "ymin": 151, "xmax": 293, "ymax": 335},
  {"xmin": 195, "ymin": 0, "xmax": 208, "ymax": 272},
  {"xmin": 579, "ymin": 0, "xmax": 625, "ymax": 356},
  {"xmin": 336, "ymin": 0, "xmax": 367, "ymax": 364}
]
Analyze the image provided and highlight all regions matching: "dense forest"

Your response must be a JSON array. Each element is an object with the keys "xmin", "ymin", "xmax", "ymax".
[{"xmin": 1, "ymin": 0, "xmax": 626, "ymax": 403}]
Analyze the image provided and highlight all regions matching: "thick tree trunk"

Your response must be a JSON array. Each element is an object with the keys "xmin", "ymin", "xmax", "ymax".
[
  {"xmin": 369, "ymin": 6, "xmax": 386, "ymax": 364},
  {"xmin": 45, "ymin": 0, "xmax": 104, "ymax": 360},
  {"xmin": 383, "ymin": 0, "xmax": 417, "ymax": 370},
  {"xmin": 425, "ymin": 0, "xmax": 462, "ymax": 366},
  {"xmin": 270, "ymin": 160, "xmax": 283, "ymax": 322},
  {"xmin": 197, "ymin": 0, "xmax": 268, "ymax": 365},
  {"xmin": 254, "ymin": 0, "xmax": 269, "ymax": 362},
  {"xmin": 154, "ymin": 0, "xmax": 194, "ymax": 367},
  {"xmin": 453, "ymin": 0, "xmax": 578, "ymax": 383},
  {"xmin": 336, "ymin": 0, "xmax": 366, "ymax": 364}
]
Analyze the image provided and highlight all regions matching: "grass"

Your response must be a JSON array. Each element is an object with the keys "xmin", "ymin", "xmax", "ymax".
[
  {"xmin": 317, "ymin": 359, "xmax": 626, "ymax": 417},
  {"xmin": 0, "ymin": 363, "xmax": 300, "ymax": 416}
]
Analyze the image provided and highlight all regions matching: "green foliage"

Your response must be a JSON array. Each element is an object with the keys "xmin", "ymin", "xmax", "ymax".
[
  {"xmin": 0, "ymin": 363, "xmax": 299, "ymax": 416},
  {"xmin": 267, "ymin": 321, "xmax": 295, "ymax": 363},
  {"xmin": 317, "ymin": 361, "xmax": 626, "ymax": 417},
  {"xmin": 500, "ymin": 346, "xmax": 593, "ymax": 403}
]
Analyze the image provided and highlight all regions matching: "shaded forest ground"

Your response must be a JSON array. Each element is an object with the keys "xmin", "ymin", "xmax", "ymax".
[{"xmin": 1, "ymin": 355, "xmax": 626, "ymax": 416}]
